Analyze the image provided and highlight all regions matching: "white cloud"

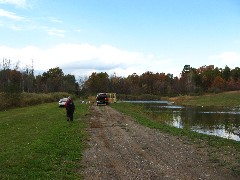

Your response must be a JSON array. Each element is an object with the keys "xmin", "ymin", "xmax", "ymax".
[
  {"xmin": 0, "ymin": 8, "xmax": 25, "ymax": 20},
  {"xmin": 75, "ymin": 29, "xmax": 82, "ymax": 33},
  {"xmin": 0, "ymin": 43, "xmax": 178, "ymax": 77},
  {"xmin": 0, "ymin": 0, "xmax": 27, "ymax": 8},
  {"xmin": 49, "ymin": 17, "xmax": 62, "ymax": 23},
  {"xmin": 47, "ymin": 28, "xmax": 65, "ymax": 37},
  {"xmin": 10, "ymin": 24, "xmax": 22, "ymax": 30},
  {"xmin": 209, "ymin": 52, "xmax": 240, "ymax": 68}
]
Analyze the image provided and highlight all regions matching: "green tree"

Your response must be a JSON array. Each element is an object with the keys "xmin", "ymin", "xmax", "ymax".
[
  {"xmin": 180, "ymin": 65, "xmax": 195, "ymax": 94},
  {"xmin": 85, "ymin": 72, "xmax": 109, "ymax": 94},
  {"xmin": 231, "ymin": 67, "xmax": 240, "ymax": 81},
  {"xmin": 222, "ymin": 66, "xmax": 231, "ymax": 81},
  {"xmin": 63, "ymin": 74, "xmax": 77, "ymax": 93},
  {"xmin": 42, "ymin": 67, "xmax": 64, "ymax": 92},
  {"xmin": 109, "ymin": 73, "xmax": 124, "ymax": 94},
  {"xmin": 140, "ymin": 71, "xmax": 155, "ymax": 94},
  {"xmin": 126, "ymin": 73, "xmax": 141, "ymax": 95}
]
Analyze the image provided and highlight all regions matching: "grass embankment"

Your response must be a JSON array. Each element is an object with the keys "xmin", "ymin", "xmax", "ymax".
[
  {"xmin": 169, "ymin": 91, "xmax": 240, "ymax": 107},
  {"xmin": 111, "ymin": 102, "xmax": 240, "ymax": 176},
  {"xmin": 0, "ymin": 92, "xmax": 72, "ymax": 110},
  {"xmin": 0, "ymin": 102, "xmax": 89, "ymax": 179}
]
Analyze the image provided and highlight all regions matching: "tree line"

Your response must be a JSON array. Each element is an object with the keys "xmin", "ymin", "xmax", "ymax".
[
  {"xmin": 0, "ymin": 59, "xmax": 77, "ymax": 94},
  {"xmin": 1, "ymin": 58, "xmax": 240, "ymax": 97},
  {"xmin": 83, "ymin": 65, "xmax": 240, "ymax": 96}
]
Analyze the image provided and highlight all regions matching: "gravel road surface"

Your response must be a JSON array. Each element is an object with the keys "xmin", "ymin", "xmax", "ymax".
[{"xmin": 81, "ymin": 105, "xmax": 237, "ymax": 180}]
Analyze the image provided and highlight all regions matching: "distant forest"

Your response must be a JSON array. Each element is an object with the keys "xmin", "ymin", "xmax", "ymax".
[{"xmin": 1, "ymin": 58, "xmax": 240, "ymax": 96}]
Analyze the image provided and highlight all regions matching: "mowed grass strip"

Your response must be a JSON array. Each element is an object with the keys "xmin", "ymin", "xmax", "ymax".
[{"xmin": 0, "ymin": 102, "xmax": 88, "ymax": 179}]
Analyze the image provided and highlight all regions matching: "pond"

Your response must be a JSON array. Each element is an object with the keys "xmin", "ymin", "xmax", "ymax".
[{"xmin": 124, "ymin": 101, "xmax": 240, "ymax": 141}]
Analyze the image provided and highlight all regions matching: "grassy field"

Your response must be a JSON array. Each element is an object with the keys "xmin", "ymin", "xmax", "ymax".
[
  {"xmin": 0, "ymin": 101, "xmax": 89, "ymax": 179},
  {"xmin": 2, "ymin": 91, "xmax": 240, "ymax": 178},
  {"xmin": 111, "ymin": 102, "xmax": 240, "ymax": 175},
  {"xmin": 169, "ymin": 91, "xmax": 240, "ymax": 107}
]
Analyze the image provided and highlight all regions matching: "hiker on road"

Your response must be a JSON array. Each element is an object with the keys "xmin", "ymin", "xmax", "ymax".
[{"xmin": 65, "ymin": 96, "xmax": 75, "ymax": 121}]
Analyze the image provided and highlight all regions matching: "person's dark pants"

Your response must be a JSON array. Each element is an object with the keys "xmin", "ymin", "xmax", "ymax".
[{"xmin": 67, "ymin": 111, "xmax": 74, "ymax": 121}]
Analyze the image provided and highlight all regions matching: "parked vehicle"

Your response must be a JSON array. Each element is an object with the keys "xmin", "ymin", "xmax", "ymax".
[
  {"xmin": 59, "ymin": 98, "xmax": 68, "ymax": 107},
  {"xmin": 96, "ymin": 93, "xmax": 109, "ymax": 106},
  {"xmin": 106, "ymin": 93, "xmax": 117, "ymax": 103}
]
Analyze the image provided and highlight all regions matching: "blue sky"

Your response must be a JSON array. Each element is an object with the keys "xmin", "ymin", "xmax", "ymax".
[{"xmin": 0, "ymin": 0, "xmax": 240, "ymax": 78}]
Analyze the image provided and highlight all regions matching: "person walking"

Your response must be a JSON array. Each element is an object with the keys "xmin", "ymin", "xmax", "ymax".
[{"xmin": 65, "ymin": 96, "xmax": 75, "ymax": 121}]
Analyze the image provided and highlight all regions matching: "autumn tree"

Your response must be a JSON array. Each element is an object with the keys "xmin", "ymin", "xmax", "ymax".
[
  {"xmin": 126, "ymin": 73, "xmax": 141, "ymax": 95},
  {"xmin": 0, "ymin": 59, "xmax": 22, "ymax": 93},
  {"xmin": 153, "ymin": 73, "xmax": 167, "ymax": 95},
  {"xmin": 212, "ymin": 76, "xmax": 225, "ymax": 91},
  {"xmin": 198, "ymin": 65, "xmax": 216, "ymax": 91},
  {"xmin": 140, "ymin": 71, "xmax": 155, "ymax": 94},
  {"xmin": 85, "ymin": 72, "xmax": 109, "ymax": 94},
  {"xmin": 109, "ymin": 73, "xmax": 124, "ymax": 94}
]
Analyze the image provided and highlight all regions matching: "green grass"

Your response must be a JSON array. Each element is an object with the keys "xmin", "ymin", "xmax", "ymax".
[
  {"xmin": 111, "ymin": 102, "xmax": 240, "ymax": 176},
  {"xmin": 0, "ymin": 102, "xmax": 89, "ymax": 179},
  {"xmin": 174, "ymin": 91, "xmax": 240, "ymax": 107},
  {"xmin": 111, "ymin": 103, "xmax": 205, "ymax": 137}
]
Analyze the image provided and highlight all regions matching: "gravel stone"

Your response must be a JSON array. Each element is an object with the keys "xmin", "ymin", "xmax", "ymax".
[{"xmin": 81, "ymin": 105, "xmax": 237, "ymax": 180}]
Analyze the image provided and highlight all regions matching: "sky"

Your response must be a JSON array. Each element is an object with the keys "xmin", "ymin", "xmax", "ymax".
[{"xmin": 0, "ymin": 0, "xmax": 240, "ymax": 78}]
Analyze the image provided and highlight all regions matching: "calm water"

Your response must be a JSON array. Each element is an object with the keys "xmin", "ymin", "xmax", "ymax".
[{"xmin": 125, "ymin": 101, "xmax": 240, "ymax": 141}]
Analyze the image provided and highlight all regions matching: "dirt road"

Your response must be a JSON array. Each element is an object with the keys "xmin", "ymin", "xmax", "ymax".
[{"xmin": 81, "ymin": 105, "xmax": 237, "ymax": 179}]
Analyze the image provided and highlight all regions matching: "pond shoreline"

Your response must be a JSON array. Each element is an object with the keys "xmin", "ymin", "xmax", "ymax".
[
  {"xmin": 119, "ymin": 99, "xmax": 240, "ymax": 141},
  {"xmin": 111, "ymin": 102, "xmax": 240, "ymax": 176}
]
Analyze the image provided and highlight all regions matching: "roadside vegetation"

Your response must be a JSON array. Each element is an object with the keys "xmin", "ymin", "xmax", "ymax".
[
  {"xmin": 0, "ymin": 102, "xmax": 89, "ymax": 179},
  {"xmin": 0, "ymin": 92, "xmax": 73, "ymax": 110},
  {"xmin": 111, "ymin": 100, "xmax": 240, "ymax": 176}
]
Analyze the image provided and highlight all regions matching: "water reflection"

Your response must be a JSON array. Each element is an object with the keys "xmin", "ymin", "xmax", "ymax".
[
  {"xmin": 127, "ymin": 101, "xmax": 240, "ymax": 141},
  {"xmin": 170, "ymin": 109, "xmax": 240, "ymax": 141}
]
